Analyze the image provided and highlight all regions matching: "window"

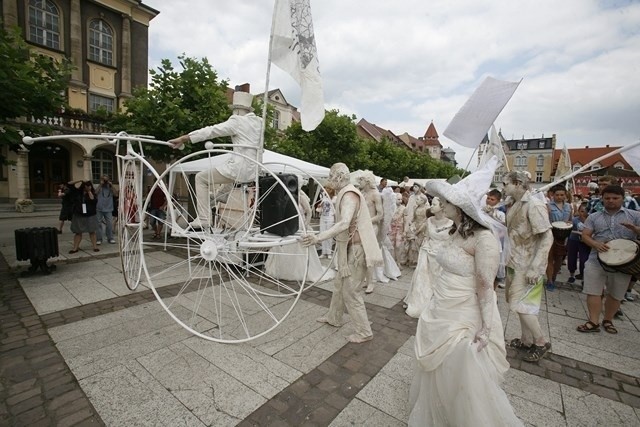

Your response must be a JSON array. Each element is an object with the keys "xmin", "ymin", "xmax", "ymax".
[
  {"xmin": 515, "ymin": 156, "xmax": 528, "ymax": 168},
  {"xmin": 28, "ymin": 0, "xmax": 60, "ymax": 49},
  {"xmin": 517, "ymin": 142, "xmax": 527, "ymax": 150},
  {"xmin": 539, "ymin": 141, "xmax": 546, "ymax": 148},
  {"xmin": 573, "ymin": 163, "xmax": 582, "ymax": 172},
  {"xmin": 493, "ymin": 172, "xmax": 502, "ymax": 183},
  {"xmin": 591, "ymin": 163, "xmax": 602, "ymax": 170},
  {"xmin": 88, "ymin": 19, "xmax": 113, "ymax": 65},
  {"xmin": 91, "ymin": 150, "xmax": 114, "ymax": 183},
  {"xmin": 537, "ymin": 155, "xmax": 544, "ymax": 169},
  {"xmin": 271, "ymin": 110, "xmax": 280, "ymax": 129},
  {"xmin": 89, "ymin": 94, "xmax": 115, "ymax": 113},
  {"xmin": 614, "ymin": 162, "xmax": 625, "ymax": 169},
  {"xmin": 536, "ymin": 171, "xmax": 543, "ymax": 182}
]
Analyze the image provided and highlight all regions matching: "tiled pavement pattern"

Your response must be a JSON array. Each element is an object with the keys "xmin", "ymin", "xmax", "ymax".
[
  {"xmin": 1, "ymin": 213, "xmax": 640, "ymax": 425},
  {"xmin": 0, "ymin": 255, "xmax": 103, "ymax": 426}
]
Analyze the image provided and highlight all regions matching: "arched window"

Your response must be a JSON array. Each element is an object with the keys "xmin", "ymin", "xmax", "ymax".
[
  {"xmin": 573, "ymin": 163, "xmax": 582, "ymax": 172},
  {"xmin": 28, "ymin": 0, "xmax": 60, "ymax": 49},
  {"xmin": 91, "ymin": 150, "xmax": 114, "ymax": 183},
  {"xmin": 88, "ymin": 19, "xmax": 113, "ymax": 65}
]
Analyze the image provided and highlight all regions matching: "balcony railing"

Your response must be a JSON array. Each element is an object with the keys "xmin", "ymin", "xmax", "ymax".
[{"xmin": 26, "ymin": 111, "xmax": 109, "ymax": 134}]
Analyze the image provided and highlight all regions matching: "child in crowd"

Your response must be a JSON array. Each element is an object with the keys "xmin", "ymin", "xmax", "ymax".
[{"xmin": 567, "ymin": 203, "xmax": 590, "ymax": 284}]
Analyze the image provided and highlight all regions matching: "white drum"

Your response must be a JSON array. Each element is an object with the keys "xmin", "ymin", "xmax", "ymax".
[{"xmin": 598, "ymin": 239, "xmax": 640, "ymax": 276}]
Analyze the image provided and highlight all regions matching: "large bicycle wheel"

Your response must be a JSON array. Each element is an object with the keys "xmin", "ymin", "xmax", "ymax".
[
  {"xmin": 117, "ymin": 157, "xmax": 144, "ymax": 290},
  {"xmin": 139, "ymin": 149, "xmax": 311, "ymax": 343}
]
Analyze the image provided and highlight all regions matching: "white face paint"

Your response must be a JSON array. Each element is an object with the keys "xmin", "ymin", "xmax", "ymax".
[
  {"xmin": 502, "ymin": 180, "xmax": 518, "ymax": 198},
  {"xmin": 395, "ymin": 194, "xmax": 403, "ymax": 205},
  {"xmin": 441, "ymin": 199, "xmax": 459, "ymax": 221},
  {"xmin": 431, "ymin": 197, "xmax": 442, "ymax": 213}
]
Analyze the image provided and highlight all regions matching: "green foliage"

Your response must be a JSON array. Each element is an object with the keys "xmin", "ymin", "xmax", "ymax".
[
  {"xmin": 107, "ymin": 55, "xmax": 234, "ymax": 162},
  {"xmin": 0, "ymin": 24, "xmax": 72, "ymax": 164},
  {"xmin": 271, "ymin": 110, "xmax": 464, "ymax": 180}
]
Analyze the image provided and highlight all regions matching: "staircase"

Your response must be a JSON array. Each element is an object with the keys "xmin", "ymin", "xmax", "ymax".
[{"xmin": 0, "ymin": 199, "xmax": 60, "ymax": 214}]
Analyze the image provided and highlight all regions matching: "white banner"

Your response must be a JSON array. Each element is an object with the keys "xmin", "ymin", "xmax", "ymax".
[
  {"xmin": 270, "ymin": 0, "xmax": 325, "ymax": 131},
  {"xmin": 622, "ymin": 142, "xmax": 640, "ymax": 174},
  {"xmin": 444, "ymin": 77, "xmax": 521, "ymax": 148}
]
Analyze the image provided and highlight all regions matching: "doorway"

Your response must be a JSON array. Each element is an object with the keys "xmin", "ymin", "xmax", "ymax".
[{"xmin": 28, "ymin": 143, "xmax": 70, "ymax": 198}]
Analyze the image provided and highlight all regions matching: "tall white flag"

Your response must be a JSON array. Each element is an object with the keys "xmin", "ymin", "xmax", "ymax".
[
  {"xmin": 621, "ymin": 141, "xmax": 640, "ymax": 174},
  {"xmin": 554, "ymin": 144, "xmax": 575, "ymax": 194},
  {"xmin": 444, "ymin": 77, "xmax": 521, "ymax": 148},
  {"xmin": 270, "ymin": 0, "xmax": 325, "ymax": 131}
]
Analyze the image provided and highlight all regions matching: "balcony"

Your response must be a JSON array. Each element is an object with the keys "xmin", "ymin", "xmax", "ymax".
[{"xmin": 25, "ymin": 111, "xmax": 109, "ymax": 134}]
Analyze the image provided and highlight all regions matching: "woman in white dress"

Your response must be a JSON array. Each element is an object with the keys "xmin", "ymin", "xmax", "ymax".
[
  {"xmin": 404, "ymin": 197, "xmax": 453, "ymax": 318},
  {"xmin": 408, "ymin": 157, "xmax": 522, "ymax": 426}
]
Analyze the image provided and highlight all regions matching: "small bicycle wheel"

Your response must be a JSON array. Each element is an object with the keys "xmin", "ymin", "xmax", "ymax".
[
  {"xmin": 139, "ymin": 148, "xmax": 311, "ymax": 343},
  {"xmin": 117, "ymin": 157, "xmax": 144, "ymax": 290}
]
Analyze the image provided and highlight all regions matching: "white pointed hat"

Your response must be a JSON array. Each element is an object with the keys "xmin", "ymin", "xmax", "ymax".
[{"xmin": 425, "ymin": 156, "xmax": 500, "ymax": 229}]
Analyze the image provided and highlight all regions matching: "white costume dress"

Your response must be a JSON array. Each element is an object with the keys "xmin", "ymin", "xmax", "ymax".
[
  {"xmin": 409, "ymin": 230, "xmax": 522, "ymax": 426},
  {"xmin": 319, "ymin": 194, "xmax": 335, "ymax": 256},
  {"xmin": 374, "ymin": 188, "xmax": 401, "ymax": 282},
  {"xmin": 404, "ymin": 216, "xmax": 452, "ymax": 318}
]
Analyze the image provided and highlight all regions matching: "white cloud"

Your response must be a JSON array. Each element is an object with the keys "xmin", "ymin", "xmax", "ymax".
[{"xmin": 145, "ymin": 0, "xmax": 640, "ymax": 173}]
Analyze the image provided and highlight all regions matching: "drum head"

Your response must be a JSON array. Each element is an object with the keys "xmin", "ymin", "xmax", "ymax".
[
  {"xmin": 598, "ymin": 239, "xmax": 638, "ymax": 266},
  {"xmin": 551, "ymin": 221, "xmax": 572, "ymax": 230}
]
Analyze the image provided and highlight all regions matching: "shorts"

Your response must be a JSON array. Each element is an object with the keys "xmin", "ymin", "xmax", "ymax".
[
  {"xmin": 582, "ymin": 257, "xmax": 630, "ymax": 301},
  {"xmin": 149, "ymin": 208, "xmax": 166, "ymax": 226}
]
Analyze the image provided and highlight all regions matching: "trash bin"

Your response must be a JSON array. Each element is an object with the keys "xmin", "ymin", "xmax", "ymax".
[{"xmin": 15, "ymin": 227, "xmax": 59, "ymax": 276}]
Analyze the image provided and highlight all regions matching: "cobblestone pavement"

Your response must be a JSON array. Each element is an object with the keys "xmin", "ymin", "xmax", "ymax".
[{"xmin": 1, "ymin": 212, "xmax": 640, "ymax": 425}]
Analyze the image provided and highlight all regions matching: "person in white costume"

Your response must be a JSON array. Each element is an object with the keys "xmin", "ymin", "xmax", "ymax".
[
  {"xmin": 169, "ymin": 91, "xmax": 262, "ymax": 229},
  {"xmin": 404, "ymin": 197, "xmax": 453, "ymax": 318},
  {"xmin": 405, "ymin": 194, "xmax": 429, "ymax": 265},
  {"xmin": 374, "ymin": 187, "xmax": 402, "ymax": 283},
  {"xmin": 408, "ymin": 157, "xmax": 522, "ymax": 426},
  {"xmin": 318, "ymin": 187, "xmax": 336, "ymax": 258},
  {"xmin": 302, "ymin": 163, "xmax": 382, "ymax": 343},
  {"xmin": 389, "ymin": 193, "xmax": 407, "ymax": 264},
  {"xmin": 354, "ymin": 171, "xmax": 383, "ymax": 294}
]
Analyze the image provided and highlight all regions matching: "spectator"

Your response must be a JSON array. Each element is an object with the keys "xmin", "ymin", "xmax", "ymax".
[
  {"xmin": 567, "ymin": 202, "xmax": 591, "ymax": 284},
  {"xmin": 68, "ymin": 180, "xmax": 100, "ymax": 253},
  {"xmin": 546, "ymin": 185, "xmax": 572, "ymax": 291},
  {"xmin": 149, "ymin": 185, "xmax": 167, "ymax": 239},
  {"xmin": 377, "ymin": 178, "xmax": 387, "ymax": 192},
  {"xmin": 577, "ymin": 185, "xmax": 640, "ymax": 334},
  {"xmin": 57, "ymin": 182, "xmax": 73, "ymax": 234},
  {"xmin": 587, "ymin": 176, "xmax": 618, "ymax": 214},
  {"xmin": 624, "ymin": 191, "xmax": 638, "ymax": 210},
  {"xmin": 95, "ymin": 175, "xmax": 116, "ymax": 244}
]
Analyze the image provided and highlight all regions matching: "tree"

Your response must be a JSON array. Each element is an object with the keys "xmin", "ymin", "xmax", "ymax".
[
  {"xmin": 108, "ymin": 55, "xmax": 237, "ymax": 162},
  {"xmin": 0, "ymin": 25, "xmax": 71, "ymax": 164},
  {"xmin": 270, "ymin": 109, "xmax": 363, "ymax": 168}
]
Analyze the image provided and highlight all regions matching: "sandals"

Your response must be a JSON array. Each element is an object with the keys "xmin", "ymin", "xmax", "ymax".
[
  {"xmin": 602, "ymin": 320, "xmax": 618, "ymax": 334},
  {"xmin": 522, "ymin": 342, "xmax": 552, "ymax": 363},
  {"xmin": 68, "ymin": 249, "xmax": 79, "ymax": 254},
  {"xmin": 577, "ymin": 321, "xmax": 600, "ymax": 333},
  {"xmin": 509, "ymin": 338, "xmax": 533, "ymax": 350}
]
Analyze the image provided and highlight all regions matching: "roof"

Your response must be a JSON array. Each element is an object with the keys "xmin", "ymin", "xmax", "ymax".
[
  {"xmin": 398, "ymin": 133, "xmax": 425, "ymax": 151},
  {"xmin": 422, "ymin": 122, "xmax": 442, "ymax": 147},
  {"xmin": 356, "ymin": 119, "xmax": 403, "ymax": 146},
  {"xmin": 551, "ymin": 146, "xmax": 630, "ymax": 175}
]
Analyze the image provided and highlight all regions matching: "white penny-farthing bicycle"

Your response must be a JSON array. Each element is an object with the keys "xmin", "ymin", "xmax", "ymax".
[{"xmin": 24, "ymin": 133, "xmax": 335, "ymax": 343}]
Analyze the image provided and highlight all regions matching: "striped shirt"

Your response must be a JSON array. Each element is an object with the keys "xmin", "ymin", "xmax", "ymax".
[{"xmin": 584, "ymin": 208, "xmax": 640, "ymax": 258}]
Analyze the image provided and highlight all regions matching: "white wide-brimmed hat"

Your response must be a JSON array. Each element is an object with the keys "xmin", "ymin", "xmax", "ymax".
[
  {"xmin": 425, "ymin": 156, "xmax": 500, "ymax": 229},
  {"xmin": 230, "ymin": 91, "xmax": 254, "ymax": 112}
]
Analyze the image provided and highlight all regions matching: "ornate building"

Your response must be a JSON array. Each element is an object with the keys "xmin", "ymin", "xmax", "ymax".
[
  {"xmin": 479, "ymin": 132, "xmax": 556, "ymax": 187},
  {"xmin": 1, "ymin": 0, "xmax": 158, "ymax": 200}
]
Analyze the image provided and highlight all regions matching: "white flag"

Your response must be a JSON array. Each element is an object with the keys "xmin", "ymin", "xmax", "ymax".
[
  {"xmin": 479, "ymin": 125, "xmax": 506, "ymax": 169},
  {"xmin": 554, "ymin": 144, "xmax": 574, "ymax": 194},
  {"xmin": 444, "ymin": 77, "xmax": 521, "ymax": 148},
  {"xmin": 622, "ymin": 141, "xmax": 640, "ymax": 174},
  {"xmin": 270, "ymin": 0, "xmax": 324, "ymax": 131}
]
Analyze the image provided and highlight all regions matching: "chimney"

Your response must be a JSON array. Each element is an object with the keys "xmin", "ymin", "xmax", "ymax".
[
  {"xmin": 235, "ymin": 83, "xmax": 251, "ymax": 93},
  {"xmin": 606, "ymin": 144, "xmax": 609, "ymax": 147},
  {"xmin": 585, "ymin": 146, "xmax": 589, "ymax": 149}
]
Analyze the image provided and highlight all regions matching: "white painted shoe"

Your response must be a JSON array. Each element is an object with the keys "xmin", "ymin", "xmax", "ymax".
[
  {"xmin": 188, "ymin": 218, "xmax": 211, "ymax": 229},
  {"xmin": 365, "ymin": 283, "xmax": 375, "ymax": 294}
]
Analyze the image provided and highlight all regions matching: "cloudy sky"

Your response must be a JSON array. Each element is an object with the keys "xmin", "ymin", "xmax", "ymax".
[{"xmin": 145, "ymin": 0, "xmax": 640, "ymax": 171}]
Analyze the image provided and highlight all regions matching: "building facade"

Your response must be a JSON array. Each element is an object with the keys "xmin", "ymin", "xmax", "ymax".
[
  {"xmin": 479, "ymin": 133, "xmax": 556, "ymax": 187},
  {"xmin": 1, "ymin": 0, "xmax": 158, "ymax": 200}
]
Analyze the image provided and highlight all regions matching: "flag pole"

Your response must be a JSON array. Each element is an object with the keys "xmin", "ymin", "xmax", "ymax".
[
  {"xmin": 259, "ymin": 1, "xmax": 279, "ymax": 164},
  {"xmin": 536, "ymin": 139, "xmax": 640, "ymax": 193}
]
